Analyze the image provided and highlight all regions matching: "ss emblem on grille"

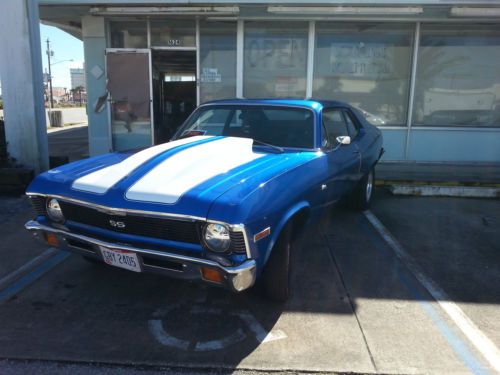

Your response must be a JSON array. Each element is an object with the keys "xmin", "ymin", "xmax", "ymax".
[{"xmin": 109, "ymin": 220, "xmax": 126, "ymax": 228}]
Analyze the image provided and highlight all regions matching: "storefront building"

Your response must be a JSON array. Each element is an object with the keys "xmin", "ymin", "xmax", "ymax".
[{"xmin": 39, "ymin": 1, "xmax": 500, "ymax": 162}]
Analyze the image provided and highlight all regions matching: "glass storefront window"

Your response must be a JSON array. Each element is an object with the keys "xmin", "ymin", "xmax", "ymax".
[
  {"xmin": 200, "ymin": 22, "xmax": 237, "ymax": 103},
  {"xmin": 413, "ymin": 25, "xmax": 500, "ymax": 127},
  {"xmin": 244, "ymin": 22, "xmax": 308, "ymax": 98},
  {"xmin": 150, "ymin": 19, "xmax": 196, "ymax": 47},
  {"xmin": 313, "ymin": 23, "xmax": 413, "ymax": 126},
  {"xmin": 109, "ymin": 20, "xmax": 148, "ymax": 49}
]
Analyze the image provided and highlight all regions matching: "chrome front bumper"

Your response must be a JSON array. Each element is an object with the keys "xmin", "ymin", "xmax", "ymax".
[{"xmin": 25, "ymin": 220, "xmax": 257, "ymax": 292}]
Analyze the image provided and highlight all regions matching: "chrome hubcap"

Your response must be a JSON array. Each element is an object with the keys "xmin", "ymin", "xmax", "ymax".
[{"xmin": 366, "ymin": 172, "xmax": 373, "ymax": 202}]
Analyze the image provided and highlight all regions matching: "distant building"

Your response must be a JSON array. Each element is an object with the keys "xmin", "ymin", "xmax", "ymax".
[
  {"xmin": 45, "ymin": 86, "xmax": 68, "ymax": 104},
  {"xmin": 51, "ymin": 87, "xmax": 66, "ymax": 97},
  {"xmin": 70, "ymin": 67, "xmax": 85, "ymax": 90}
]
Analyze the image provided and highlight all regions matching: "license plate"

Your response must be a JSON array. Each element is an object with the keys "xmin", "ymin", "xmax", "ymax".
[{"xmin": 99, "ymin": 247, "xmax": 141, "ymax": 273}]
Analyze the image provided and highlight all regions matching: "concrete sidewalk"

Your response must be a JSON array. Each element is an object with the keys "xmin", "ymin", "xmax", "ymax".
[
  {"xmin": 48, "ymin": 125, "xmax": 89, "ymax": 163},
  {"xmin": 377, "ymin": 162, "xmax": 500, "ymax": 186},
  {"xmin": 45, "ymin": 108, "xmax": 87, "ymax": 127}
]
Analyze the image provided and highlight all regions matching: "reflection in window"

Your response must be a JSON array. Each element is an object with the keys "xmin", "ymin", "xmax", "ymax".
[
  {"xmin": 178, "ymin": 106, "xmax": 314, "ymax": 148},
  {"xmin": 107, "ymin": 52, "xmax": 152, "ymax": 151},
  {"xmin": 413, "ymin": 25, "xmax": 500, "ymax": 127},
  {"xmin": 200, "ymin": 22, "xmax": 237, "ymax": 103},
  {"xmin": 109, "ymin": 21, "xmax": 148, "ymax": 49},
  {"xmin": 244, "ymin": 22, "xmax": 308, "ymax": 98},
  {"xmin": 150, "ymin": 19, "xmax": 196, "ymax": 47},
  {"xmin": 323, "ymin": 109, "xmax": 348, "ymax": 146},
  {"xmin": 313, "ymin": 23, "xmax": 413, "ymax": 126}
]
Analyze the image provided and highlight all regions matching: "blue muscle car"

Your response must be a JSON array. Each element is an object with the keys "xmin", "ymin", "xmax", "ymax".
[{"xmin": 25, "ymin": 99, "xmax": 383, "ymax": 301}]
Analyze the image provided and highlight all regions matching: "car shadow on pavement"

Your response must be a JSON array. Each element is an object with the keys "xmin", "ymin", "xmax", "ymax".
[{"xmin": 1, "ymin": 190, "xmax": 500, "ymax": 373}]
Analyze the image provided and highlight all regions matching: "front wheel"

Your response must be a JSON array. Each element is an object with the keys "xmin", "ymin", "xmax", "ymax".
[
  {"xmin": 261, "ymin": 223, "xmax": 292, "ymax": 302},
  {"xmin": 350, "ymin": 168, "xmax": 375, "ymax": 211}
]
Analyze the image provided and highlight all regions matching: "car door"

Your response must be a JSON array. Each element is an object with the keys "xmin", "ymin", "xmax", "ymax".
[
  {"xmin": 322, "ymin": 108, "xmax": 362, "ymax": 204},
  {"xmin": 343, "ymin": 108, "xmax": 371, "ymax": 176}
]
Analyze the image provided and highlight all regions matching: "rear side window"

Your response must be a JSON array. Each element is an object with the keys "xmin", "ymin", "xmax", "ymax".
[
  {"xmin": 323, "ymin": 109, "xmax": 349, "ymax": 147},
  {"xmin": 343, "ymin": 110, "xmax": 359, "ymax": 139}
]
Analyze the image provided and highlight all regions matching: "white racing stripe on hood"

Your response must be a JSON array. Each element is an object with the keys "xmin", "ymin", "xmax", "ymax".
[
  {"xmin": 72, "ymin": 136, "xmax": 212, "ymax": 194},
  {"xmin": 125, "ymin": 137, "xmax": 265, "ymax": 204}
]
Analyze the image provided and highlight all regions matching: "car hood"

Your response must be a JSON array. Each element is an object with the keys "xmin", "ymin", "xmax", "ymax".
[{"xmin": 27, "ymin": 136, "xmax": 317, "ymax": 219}]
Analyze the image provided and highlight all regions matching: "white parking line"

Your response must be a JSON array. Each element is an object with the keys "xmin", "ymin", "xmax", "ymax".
[
  {"xmin": 364, "ymin": 210, "xmax": 500, "ymax": 373},
  {"xmin": 0, "ymin": 250, "xmax": 70, "ymax": 303},
  {"xmin": 0, "ymin": 248, "xmax": 58, "ymax": 290}
]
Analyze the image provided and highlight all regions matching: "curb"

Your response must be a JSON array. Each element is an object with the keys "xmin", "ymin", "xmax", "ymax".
[{"xmin": 388, "ymin": 184, "xmax": 500, "ymax": 198}]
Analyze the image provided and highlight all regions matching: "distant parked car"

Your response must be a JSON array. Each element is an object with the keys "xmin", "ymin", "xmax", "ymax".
[{"xmin": 25, "ymin": 99, "xmax": 383, "ymax": 301}]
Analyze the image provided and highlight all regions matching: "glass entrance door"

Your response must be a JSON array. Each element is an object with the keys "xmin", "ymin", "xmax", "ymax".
[
  {"xmin": 106, "ymin": 50, "xmax": 153, "ymax": 151},
  {"xmin": 152, "ymin": 50, "xmax": 197, "ymax": 144}
]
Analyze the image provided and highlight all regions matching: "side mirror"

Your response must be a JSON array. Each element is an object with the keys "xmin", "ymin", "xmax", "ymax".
[{"xmin": 336, "ymin": 135, "xmax": 351, "ymax": 145}]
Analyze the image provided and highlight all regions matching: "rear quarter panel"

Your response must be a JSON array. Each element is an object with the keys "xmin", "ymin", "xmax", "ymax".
[{"xmin": 353, "ymin": 110, "xmax": 383, "ymax": 174}]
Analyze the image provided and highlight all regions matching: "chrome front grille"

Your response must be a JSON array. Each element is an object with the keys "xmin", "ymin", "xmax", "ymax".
[
  {"xmin": 58, "ymin": 200, "xmax": 201, "ymax": 244},
  {"xmin": 28, "ymin": 195, "xmax": 248, "ymax": 254},
  {"xmin": 29, "ymin": 195, "xmax": 47, "ymax": 216}
]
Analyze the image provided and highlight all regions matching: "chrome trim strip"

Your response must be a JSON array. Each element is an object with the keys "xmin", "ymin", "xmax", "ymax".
[
  {"xmin": 230, "ymin": 224, "xmax": 252, "ymax": 259},
  {"xmin": 26, "ymin": 193, "xmax": 207, "ymax": 221}
]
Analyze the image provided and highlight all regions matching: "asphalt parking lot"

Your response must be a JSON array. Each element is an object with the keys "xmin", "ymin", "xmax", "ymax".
[{"xmin": 0, "ymin": 190, "xmax": 499, "ymax": 374}]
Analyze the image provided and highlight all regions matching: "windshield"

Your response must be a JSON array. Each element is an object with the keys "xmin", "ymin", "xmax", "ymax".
[{"xmin": 174, "ymin": 105, "xmax": 315, "ymax": 149}]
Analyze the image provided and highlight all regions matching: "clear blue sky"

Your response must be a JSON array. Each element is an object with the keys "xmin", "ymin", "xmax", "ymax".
[{"xmin": 40, "ymin": 24, "xmax": 84, "ymax": 89}]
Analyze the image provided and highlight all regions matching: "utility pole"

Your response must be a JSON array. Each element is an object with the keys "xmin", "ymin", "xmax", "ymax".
[{"xmin": 46, "ymin": 38, "xmax": 54, "ymax": 109}]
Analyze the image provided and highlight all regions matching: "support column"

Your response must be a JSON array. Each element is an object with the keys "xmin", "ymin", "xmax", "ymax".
[
  {"xmin": 82, "ymin": 15, "xmax": 110, "ymax": 156},
  {"xmin": 0, "ymin": 0, "xmax": 49, "ymax": 174}
]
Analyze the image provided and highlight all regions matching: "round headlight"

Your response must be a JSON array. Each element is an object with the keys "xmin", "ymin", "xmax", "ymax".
[
  {"xmin": 46, "ymin": 198, "xmax": 65, "ymax": 223},
  {"xmin": 204, "ymin": 223, "xmax": 231, "ymax": 252}
]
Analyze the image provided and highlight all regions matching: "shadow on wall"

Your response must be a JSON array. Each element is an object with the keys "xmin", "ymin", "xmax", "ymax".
[{"xmin": 0, "ymin": 119, "xmax": 34, "ymax": 194}]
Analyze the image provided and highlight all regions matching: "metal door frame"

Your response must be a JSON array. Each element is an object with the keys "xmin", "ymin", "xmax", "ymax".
[{"xmin": 105, "ymin": 48, "xmax": 154, "ymax": 149}]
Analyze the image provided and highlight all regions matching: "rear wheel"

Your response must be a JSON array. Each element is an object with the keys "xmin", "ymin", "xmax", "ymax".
[
  {"xmin": 261, "ymin": 223, "xmax": 292, "ymax": 302},
  {"xmin": 350, "ymin": 168, "xmax": 375, "ymax": 211}
]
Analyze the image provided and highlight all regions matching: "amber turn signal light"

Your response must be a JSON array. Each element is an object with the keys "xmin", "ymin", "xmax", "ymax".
[
  {"xmin": 201, "ymin": 267, "xmax": 223, "ymax": 284},
  {"xmin": 43, "ymin": 232, "xmax": 59, "ymax": 247}
]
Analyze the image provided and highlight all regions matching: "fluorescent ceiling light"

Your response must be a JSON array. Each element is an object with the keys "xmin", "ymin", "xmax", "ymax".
[
  {"xmin": 90, "ymin": 6, "xmax": 239, "ymax": 16},
  {"xmin": 450, "ymin": 7, "xmax": 500, "ymax": 17},
  {"xmin": 267, "ymin": 6, "xmax": 423, "ymax": 15}
]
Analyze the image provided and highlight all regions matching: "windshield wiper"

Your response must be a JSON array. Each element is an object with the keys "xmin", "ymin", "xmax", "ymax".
[{"xmin": 252, "ymin": 139, "xmax": 284, "ymax": 153}]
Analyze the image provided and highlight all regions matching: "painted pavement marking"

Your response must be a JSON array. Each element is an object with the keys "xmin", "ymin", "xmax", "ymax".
[
  {"xmin": 149, "ymin": 303, "xmax": 287, "ymax": 351},
  {"xmin": 0, "ymin": 250, "xmax": 71, "ymax": 303},
  {"xmin": 364, "ymin": 210, "xmax": 500, "ymax": 373},
  {"xmin": 0, "ymin": 247, "xmax": 58, "ymax": 290}
]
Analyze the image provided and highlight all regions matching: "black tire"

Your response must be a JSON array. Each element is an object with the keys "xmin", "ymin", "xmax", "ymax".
[
  {"xmin": 350, "ymin": 168, "xmax": 375, "ymax": 211},
  {"xmin": 81, "ymin": 255, "xmax": 102, "ymax": 265},
  {"xmin": 261, "ymin": 223, "xmax": 292, "ymax": 302}
]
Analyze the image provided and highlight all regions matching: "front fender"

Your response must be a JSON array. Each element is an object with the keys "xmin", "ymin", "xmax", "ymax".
[{"xmin": 262, "ymin": 201, "xmax": 311, "ymax": 265}]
